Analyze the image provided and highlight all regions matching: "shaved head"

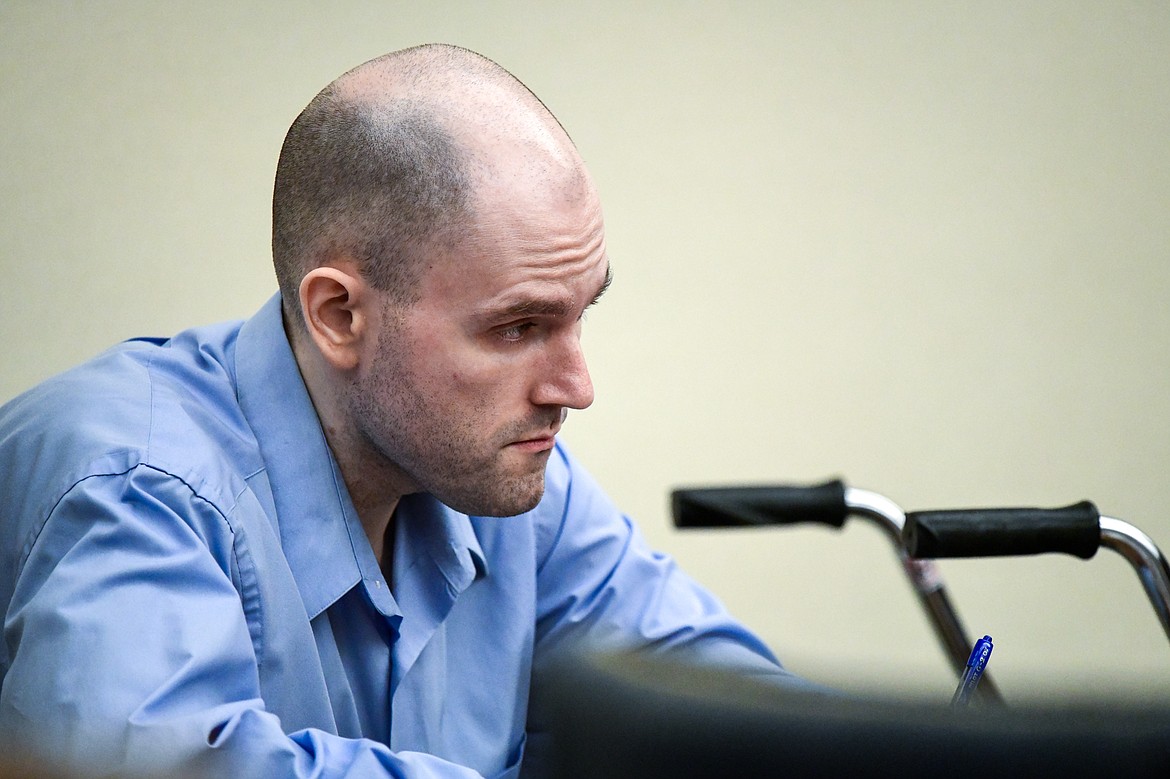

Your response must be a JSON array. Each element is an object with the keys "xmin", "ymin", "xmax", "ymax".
[{"xmin": 272, "ymin": 43, "xmax": 584, "ymax": 331}]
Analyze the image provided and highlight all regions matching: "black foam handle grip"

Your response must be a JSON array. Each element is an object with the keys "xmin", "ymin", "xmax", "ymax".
[
  {"xmin": 903, "ymin": 501, "xmax": 1101, "ymax": 560},
  {"xmin": 671, "ymin": 480, "xmax": 848, "ymax": 530}
]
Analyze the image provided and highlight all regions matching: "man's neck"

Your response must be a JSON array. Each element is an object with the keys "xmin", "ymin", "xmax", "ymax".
[
  {"xmin": 339, "ymin": 456, "xmax": 402, "ymax": 569},
  {"xmin": 287, "ymin": 317, "xmax": 408, "ymax": 569}
]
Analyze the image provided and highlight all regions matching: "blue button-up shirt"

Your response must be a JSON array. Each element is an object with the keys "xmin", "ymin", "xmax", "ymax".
[{"xmin": 0, "ymin": 295, "xmax": 793, "ymax": 777}]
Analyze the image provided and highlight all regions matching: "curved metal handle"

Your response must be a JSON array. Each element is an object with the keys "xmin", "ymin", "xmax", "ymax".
[
  {"xmin": 1100, "ymin": 516, "xmax": 1170, "ymax": 645},
  {"xmin": 671, "ymin": 480, "xmax": 848, "ymax": 530},
  {"xmin": 903, "ymin": 502, "xmax": 1101, "ymax": 560},
  {"xmin": 904, "ymin": 504, "xmax": 1170, "ymax": 649},
  {"xmin": 670, "ymin": 481, "xmax": 1001, "ymax": 702}
]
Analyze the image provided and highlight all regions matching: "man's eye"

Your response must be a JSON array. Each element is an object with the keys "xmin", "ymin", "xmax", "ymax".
[{"xmin": 497, "ymin": 322, "xmax": 536, "ymax": 342}]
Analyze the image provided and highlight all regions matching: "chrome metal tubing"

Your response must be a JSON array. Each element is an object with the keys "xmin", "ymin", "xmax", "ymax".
[
  {"xmin": 844, "ymin": 487, "xmax": 1002, "ymax": 702},
  {"xmin": 1099, "ymin": 516, "xmax": 1170, "ymax": 645}
]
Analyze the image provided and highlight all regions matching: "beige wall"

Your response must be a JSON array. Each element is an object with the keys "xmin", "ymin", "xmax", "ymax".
[{"xmin": 3, "ymin": 1, "xmax": 1168, "ymax": 701}]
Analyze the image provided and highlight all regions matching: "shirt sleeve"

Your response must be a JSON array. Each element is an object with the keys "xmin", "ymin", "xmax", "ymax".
[
  {"xmin": 0, "ymin": 465, "xmax": 484, "ymax": 779},
  {"xmin": 531, "ymin": 445, "xmax": 802, "ymax": 682}
]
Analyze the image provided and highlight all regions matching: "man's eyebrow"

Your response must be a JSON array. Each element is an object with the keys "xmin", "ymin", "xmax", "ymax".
[
  {"xmin": 481, "ymin": 263, "xmax": 613, "ymax": 320},
  {"xmin": 490, "ymin": 298, "xmax": 574, "ymax": 319},
  {"xmin": 586, "ymin": 263, "xmax": 613, "ymax": 310}
]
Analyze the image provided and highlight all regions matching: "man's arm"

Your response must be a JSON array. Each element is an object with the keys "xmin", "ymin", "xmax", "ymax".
[{"xmin": 0, "ymin": 465, "xmax": 484, "ymax": 778}]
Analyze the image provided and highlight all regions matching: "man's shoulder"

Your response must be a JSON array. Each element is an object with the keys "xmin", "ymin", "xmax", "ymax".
[{"xmin": 0, "ymin": 319, "xmax": 259, "ymax": 521}]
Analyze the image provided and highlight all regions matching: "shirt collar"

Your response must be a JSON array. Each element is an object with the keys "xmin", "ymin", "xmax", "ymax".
[
  {"xmin": 395, "ymin": 493, "xmax": 488, "ymax": 594},
  {"xmin": 233, "ymin": 294, "xmax": 486, "ymax": 620}
]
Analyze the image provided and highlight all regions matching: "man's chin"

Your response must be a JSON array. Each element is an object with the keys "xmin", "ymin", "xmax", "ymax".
[
  {"xmin": 441, "ymin": 474, "xmax": 547, "ymax": 518},
  {"xmin": 480, "ymin": 482, "xmax": 547, "ymax": 518}
]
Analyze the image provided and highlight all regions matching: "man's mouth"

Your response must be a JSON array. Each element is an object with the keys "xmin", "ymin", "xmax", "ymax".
[
  {"xmin": 505, "ymin": 425, "xmax": 559, "ymax": 449},
  {"xmin": 504, "ymin": 410, "xmax": 564, "ymax": 453},
  {"xmin": 506, "ymin": 416, "xmax": 561, "ymax": 453},
  {"xmin": 506, "ymin": 432, "xmax": 557, "ymax": 453}
]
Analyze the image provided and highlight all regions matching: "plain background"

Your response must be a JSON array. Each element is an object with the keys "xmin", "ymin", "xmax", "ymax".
[{"xmin": 2, "ymin": 1, "xmax": 1168, "ymax": 702}]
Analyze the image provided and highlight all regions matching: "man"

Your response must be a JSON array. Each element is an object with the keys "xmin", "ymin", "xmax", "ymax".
[{"xmin": 0, "ymin": 44, "xmax": 797, "ymax": 777}]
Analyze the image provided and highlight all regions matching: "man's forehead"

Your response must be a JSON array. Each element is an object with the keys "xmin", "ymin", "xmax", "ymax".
[{"xmin": 471, "ymin": 259, "xmax": 612, "ymax": 318}]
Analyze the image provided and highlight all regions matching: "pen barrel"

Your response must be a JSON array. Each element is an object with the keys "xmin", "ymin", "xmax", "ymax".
[
  {"xmin": 903, "ymin": 502, "xmax": 1101, "ymax": 560},
  {"xmin": 951, "ymin": 636, "xmax": 994, "ymax": 707},
  {"xmin": 671, "ymin": 480, "xmax": 848, "ymax": 529}
]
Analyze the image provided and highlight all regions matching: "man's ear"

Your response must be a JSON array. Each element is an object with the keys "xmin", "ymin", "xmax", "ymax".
[{"xmin": 299, "ymin": 265, "xmax": 370, "ymax": 372}]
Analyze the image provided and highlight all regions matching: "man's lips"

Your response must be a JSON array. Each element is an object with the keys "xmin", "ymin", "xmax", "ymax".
[{"xmin": 506, "ymin": 431, "xmax": 558, "ymax": 453}]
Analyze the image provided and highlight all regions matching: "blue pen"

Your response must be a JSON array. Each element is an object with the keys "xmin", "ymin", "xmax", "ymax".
[{"xmin": 951, "ymin": 634, "xmax": 993, "ymax": 707}]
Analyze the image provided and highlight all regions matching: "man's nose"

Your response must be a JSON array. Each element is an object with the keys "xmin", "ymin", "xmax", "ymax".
[{"xmin": 533, "ymin": 331, "xmax": 594, "ymax": 410}]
